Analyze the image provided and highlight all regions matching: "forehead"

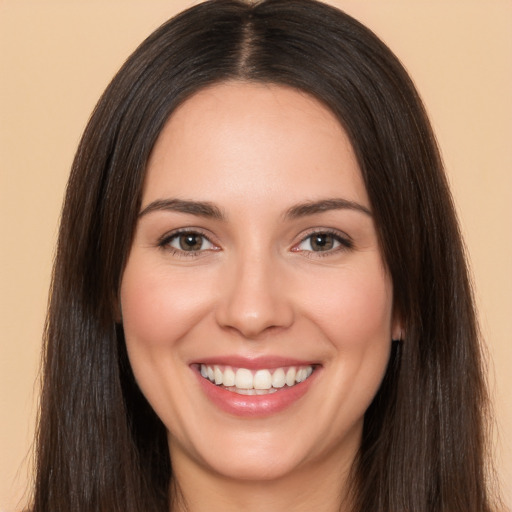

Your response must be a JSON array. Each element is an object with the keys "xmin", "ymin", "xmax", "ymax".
[{"xmin": 143, "ymin": 81, "xmax": 369, "ymax": 210}]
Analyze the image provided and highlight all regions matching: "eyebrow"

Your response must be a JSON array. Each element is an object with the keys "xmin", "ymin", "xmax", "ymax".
[
  {"xmin": 138, "ymin": 197, "xmax": 371, "ymax": 221},
  {"xmin": 138, "ymin": 199, "xmax": 225, "ymax": 219},
  {"xmin": 284, "ymin": 198, "xmax": 372, "ymax": 219}
]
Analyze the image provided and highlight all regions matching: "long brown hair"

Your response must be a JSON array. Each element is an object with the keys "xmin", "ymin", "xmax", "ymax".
[{"xmin": 33, "ymin": 1, "xmax": 497, "ymax": 510}]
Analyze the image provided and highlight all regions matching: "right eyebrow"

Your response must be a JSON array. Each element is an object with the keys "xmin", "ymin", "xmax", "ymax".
[
  {"xmin": 138, "ymin": 198, "xmax": 225, "ymax": 220},
  {"xmin": 284, "ymin": 198, "xmax": 372, "ymax": 219}
]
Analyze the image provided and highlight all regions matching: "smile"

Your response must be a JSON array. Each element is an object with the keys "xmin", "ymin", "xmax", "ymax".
[{"xmin": 200, "ymin": 364, "xmax": 315, "ymax": 395}]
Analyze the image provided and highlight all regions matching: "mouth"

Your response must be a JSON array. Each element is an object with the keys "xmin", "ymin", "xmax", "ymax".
[
  {"xmin": 191, "ymin": 358, "xmax": 320, "ymax": 417},
  {"xmin": 198, "ymin": 364, "xmax": 315, "ymax": 395}
]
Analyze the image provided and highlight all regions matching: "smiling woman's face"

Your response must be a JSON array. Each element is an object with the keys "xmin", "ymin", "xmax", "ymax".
[{"xmin": 120, "ymin": 82, "xmax": 400, "ymax": 483}]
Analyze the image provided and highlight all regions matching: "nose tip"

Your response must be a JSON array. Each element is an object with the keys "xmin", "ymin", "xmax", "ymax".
[{"xmin": 215, "ymin": 260, "xmax": 294, "ymax": 339}]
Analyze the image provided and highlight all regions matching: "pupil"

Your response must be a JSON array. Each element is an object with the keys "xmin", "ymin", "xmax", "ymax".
[
  {"xmin": 312, "ymin": 234, "xmax": 333, "ymax": 251},
  {"xmin": 180, "ymin": 233, "xmax": 202, "ymax": 251}
]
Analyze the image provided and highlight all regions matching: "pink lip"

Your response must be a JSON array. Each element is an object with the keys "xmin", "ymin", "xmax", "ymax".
[
  {"xmin": 192, "ymin": 361, "xmax": 320, "ymax": 418},
  {"xmin": 193, "ymin": 355, "xmax": 319, "ymax": 370}
]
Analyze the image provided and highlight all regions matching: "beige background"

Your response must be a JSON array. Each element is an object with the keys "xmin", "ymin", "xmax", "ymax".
[{"xmin": 1, "ymin": 1, "xmax": 511, "ymax": 510}]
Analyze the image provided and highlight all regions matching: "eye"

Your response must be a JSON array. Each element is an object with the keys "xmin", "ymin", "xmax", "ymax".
[
  {"xmin": 160, "ymin": 230, "xmax": 217, "ymax": 254},
  {"xmin": 294, "ymin": 231, "xmax": 352, "ymax": 253}
]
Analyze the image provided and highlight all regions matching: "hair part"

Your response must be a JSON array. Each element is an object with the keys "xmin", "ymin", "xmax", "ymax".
[{"xmin": 33, "ymin": 1, "xmax": 497, "ymax": 511}]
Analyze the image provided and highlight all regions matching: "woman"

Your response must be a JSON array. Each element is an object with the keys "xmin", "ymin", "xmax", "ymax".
[{"xmin": 32, "ymin": 0, "xmax": 498, "ymax": 510}]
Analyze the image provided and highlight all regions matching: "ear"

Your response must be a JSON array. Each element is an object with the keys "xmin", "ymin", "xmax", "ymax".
[{"xmin": 391, "ymin": 310, "xmax": 404, "ymax": 342}]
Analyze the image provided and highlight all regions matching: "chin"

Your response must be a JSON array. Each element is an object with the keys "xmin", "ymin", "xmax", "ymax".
[{"xmin": 205, "ymin": 449, "xmax": 305, "ymax": 482}]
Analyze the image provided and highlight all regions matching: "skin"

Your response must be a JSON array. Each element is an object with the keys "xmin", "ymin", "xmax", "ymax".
[{"xmin": 120, "ymin": 82, "xmax": 401, "ymax": 512}]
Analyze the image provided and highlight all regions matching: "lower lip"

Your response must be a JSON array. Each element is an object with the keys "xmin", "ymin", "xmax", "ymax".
[{"xmin": 194, "ymin": 367, "xmax": 319, "ymax": 418}]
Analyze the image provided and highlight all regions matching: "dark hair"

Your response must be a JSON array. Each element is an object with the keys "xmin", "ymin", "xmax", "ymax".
[{"xmin": 33, "ymin": 0, "xmax": 497, "ymax": 510}]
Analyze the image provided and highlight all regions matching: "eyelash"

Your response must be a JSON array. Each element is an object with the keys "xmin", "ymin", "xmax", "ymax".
[
  {"xmin": 157, "ymin": 229, "xmax": 219, "ymax": 258},
  {"xmin": 293, "ymin": 229, "xmax": 353, "ymax": 257},
  {"xmin": 157, "ymin": 228, "xmax": 353, "ymax": 258}
]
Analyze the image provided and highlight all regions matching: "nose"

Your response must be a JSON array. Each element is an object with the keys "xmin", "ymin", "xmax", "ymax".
[{"xmin": 215, "ymin": 251, "xmax": 294, "ymax": 339}]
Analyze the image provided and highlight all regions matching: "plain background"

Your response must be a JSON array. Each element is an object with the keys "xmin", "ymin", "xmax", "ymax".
[{"xmin": 1, "ymin": 1, "xmax": 511, "ymax": 510}]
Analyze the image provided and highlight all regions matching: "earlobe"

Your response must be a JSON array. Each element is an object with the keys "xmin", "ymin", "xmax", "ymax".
[
  {"xmin": 392, "ymin": 329, "xmax": 403, "ymax": 343},
  {"xmin": 391, "ymin": 314, "xmax": 404, "ymax": 342}
]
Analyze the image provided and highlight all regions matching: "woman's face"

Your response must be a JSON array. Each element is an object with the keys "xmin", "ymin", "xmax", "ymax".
[{"xmin": 120, "ymin": 82, "xmax": 400, "ymax": 482}]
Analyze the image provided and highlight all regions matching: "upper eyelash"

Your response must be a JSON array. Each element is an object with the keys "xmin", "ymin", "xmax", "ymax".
[
  {"xmin": 157, "ymin": 229, "xmax": 216, "ymax": 256},
  {"xmin": 156, "ymin": 228, "xmax": 352, "ymax": 257},
  {"xmin": 295, "ymin": 229, "xmax": 353, "ymax": 254}
]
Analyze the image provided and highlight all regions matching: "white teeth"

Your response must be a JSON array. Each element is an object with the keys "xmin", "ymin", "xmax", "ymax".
[
  {"xmin": 233, "ymin": 388, "xmax": 253, "ymax": 395},
  {"xmin": 253, "ymin": 369, "xmax": 272, "ymax": 390},
  {"xmin": 235, "ymin": 368, "xmax": 253, "ymax": 389},
  {"xmin": 199, "ymin": 363, "xmax": 315, "ymax": 392},
  {"xmin": 296, "ymin": 368, "xmax": 307, "ymax": 383},
  {"xmin": 285, "ymin": 367, "xmax": 296, "ymax": 386},
  {"xmin": 214, "ymin": 366, "xmax": 223, "ymax": 385},
  {"xmin": 223, "ymin": 367, "xmax": 236, "ymax": 387},
  {"xmin": 272, "ymin": 368, "xmax": 286, "ymax": 388},
  {"xmin": 229, "ymin": 388, "xmax": 278, "ymax": 396}
]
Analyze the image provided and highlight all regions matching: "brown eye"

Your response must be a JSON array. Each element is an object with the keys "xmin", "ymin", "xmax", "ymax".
[
  {"xmin": 295, "ymin": 231, "xmax": 352, "ymax": 254},
  {"xmin": 178, "ymin": 233, "xmax": 204, "ymax": 251},
  {"xmin": 164, "ymin": 231, "xmax": 216, "ymax": 253},
  {"xmin": 310, "ymin": 233, "xmax": 335, "ymax": 251}
]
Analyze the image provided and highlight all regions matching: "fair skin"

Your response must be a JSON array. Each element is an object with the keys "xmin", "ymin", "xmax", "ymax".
[{"xmin": 120, "ymin": 82, "xmax": 401, "ymax": 512}]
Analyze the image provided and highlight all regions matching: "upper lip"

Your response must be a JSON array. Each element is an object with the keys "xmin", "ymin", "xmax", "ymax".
[{"xmin": 191, "ymin": 355, "xmax": 320, "ymax": 370}]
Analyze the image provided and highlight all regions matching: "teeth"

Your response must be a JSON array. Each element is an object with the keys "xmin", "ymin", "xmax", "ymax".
[
  {"xmin": 223, "ymin": 366, "xmax": 235, "ymax": 387},
  {"xmin": 253, "ymin": 369, "xmax": 272, "ymax": 390},
  {"xmin": 199, "ymin": 363, "xmax": 315, "ymax": 392},
  {"xmin": 226, "ymin": 387, "xmax": 279, "ymax": 395},
  {"xmin": 271, "ymin": 368, "xmax": 285, "ymax": 388},
  {"xmin": 296, "ymin": 368, "xmax": 307, "ymax": 383},
  {"xmin": 285, "ymin": 367, "xmax": 296, "ymax": 387},
  {"xmin": 235, "ymin": 368, "xmax": 253, "ymax": 389},
  {"xmin": 214, "ymin": 366, "xmax": 223, "ymax": 385}
]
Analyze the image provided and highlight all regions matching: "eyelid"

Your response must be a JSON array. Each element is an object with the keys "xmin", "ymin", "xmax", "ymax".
[
  {"xmin": 156, "ymin": 226, "xmax": 352, "ymax": 257},
  {"xmin": 157, "ymin": 227, "xmax": 220, "ymax": 256},
  {"xmin": 291, "ymin": 228, "xmax": 353, "ymax": 255}
]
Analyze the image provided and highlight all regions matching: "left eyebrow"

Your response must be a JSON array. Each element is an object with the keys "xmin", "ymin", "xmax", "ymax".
[
  {"xmin": 284, "ymin": 198, "xmax": 372, "ymax": 219},
  {"xmin": 138, "ymin": 198, "xmax": 225, "ymax": 220}
]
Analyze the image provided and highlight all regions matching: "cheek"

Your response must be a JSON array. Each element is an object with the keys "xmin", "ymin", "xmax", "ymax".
[
  {"xmin": 306, "ymin": 263, "xmax": 393, "ymax": 418},
  {"xmin": 120, "ymin": 257, "xmax": 212, "ymax": 350},
  {"xmin": 300, "ymin": 262, "xmax": 393, "ymax": 348}
]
